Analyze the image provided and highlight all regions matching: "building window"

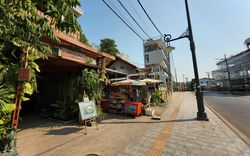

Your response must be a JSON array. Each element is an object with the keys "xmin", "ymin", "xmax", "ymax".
[
  {"xmin": 112, "ymin": 67, "xmax": 116, "ymax": 70},
  {"xmin": 145, "ymin": 54, "xmax": 149, "ymax": 63},
  {"xmin": 120, "ymin": 66, "xmax": 124, "ymax": 70}
]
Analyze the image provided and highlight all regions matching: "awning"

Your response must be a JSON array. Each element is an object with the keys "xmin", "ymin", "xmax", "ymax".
[
  {"xmin": 140, "ymin": 78, "xmax": 162, "ymax": 84},
  {"xmin": 111, "ymin": 79, "xmax": 146, "ymax": 86}
]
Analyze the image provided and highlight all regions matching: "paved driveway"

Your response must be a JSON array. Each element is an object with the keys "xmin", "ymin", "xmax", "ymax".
[{"xmin": 17, "ymin": 107, "xmax": 167, "ymax": 156}]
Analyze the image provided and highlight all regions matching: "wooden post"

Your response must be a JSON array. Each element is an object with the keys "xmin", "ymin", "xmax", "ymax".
[
  {"xmin": 11, "ymin": 49, "xmax": 29, "ymax": 131},
  {"xmin": 99, "ymin": 57, "xmax": 106, "ymax": 78}
]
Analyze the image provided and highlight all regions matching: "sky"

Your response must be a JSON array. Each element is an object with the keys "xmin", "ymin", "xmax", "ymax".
[{"xmin": 78, "ymin": 0, "xmax": 250, "ymax": 82}]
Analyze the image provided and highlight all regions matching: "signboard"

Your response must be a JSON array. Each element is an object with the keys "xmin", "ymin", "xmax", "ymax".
[
  {"xmin": 58, "ymin": 48, "xmax": 86, "ymax": 64},
  {"xmin": 60, "ymin": 51, "xmax": 86, "ymax": 64},
  {"xmin": 78, "ymin": 101, "xmax": 97, "ymax": 121}
]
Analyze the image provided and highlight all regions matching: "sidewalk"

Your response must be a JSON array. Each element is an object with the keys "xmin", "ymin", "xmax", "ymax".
[
  {"xmin": 162, "ymin": 92, "xmax": 250, "ymax": 156},
  {"xmin": 16, "ymin": 92, "xmax": 250, "ymax": 156},
  {"xmin": 119, "ymin": 92, "xmax": 250, "ymax": 156}
]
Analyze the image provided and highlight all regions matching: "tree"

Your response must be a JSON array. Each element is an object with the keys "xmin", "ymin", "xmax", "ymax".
[
  {"xmin": 0, "ymin": 0, "xmax": 80, "ymax": 53},
  {"xmin": 99, "ymin": 38, "xmax": 120, "ymax": 56},
  {"xmin": 0, "ymin": 0, "xmax": 81, "ymax": 152}
]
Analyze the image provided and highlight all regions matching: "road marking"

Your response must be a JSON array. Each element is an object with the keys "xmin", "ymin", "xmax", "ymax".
[{"xmin": 148, "ymin": 94, "xmax": 182, "ymax": 156}]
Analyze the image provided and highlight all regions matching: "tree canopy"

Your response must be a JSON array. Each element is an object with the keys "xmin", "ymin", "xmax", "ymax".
[
  {"xmin": 99, "ymin": 38, "xmax": 120, "ymax": 56},
  {"xmin": 0, "ymin": 0, "xmax": 81, "ymax": 53},
  {"xmin": 0, "ymin": 0, "xmax": 81, "ymax": 151}
]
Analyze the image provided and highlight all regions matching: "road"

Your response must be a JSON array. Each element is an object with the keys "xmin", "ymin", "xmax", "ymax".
[{"xmin": 204, "ymin": 92, "xmax": 250, "ymax": 139}]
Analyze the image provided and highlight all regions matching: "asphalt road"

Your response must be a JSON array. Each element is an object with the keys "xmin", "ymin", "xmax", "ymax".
[{"xmin": 204, "ymin": 92, "xmax": 250, "ymax": 139}]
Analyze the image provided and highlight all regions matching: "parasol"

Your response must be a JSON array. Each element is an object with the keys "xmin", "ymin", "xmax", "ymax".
[
  {"xmin": 111, "ymin": 79, "xmax": 146, "ymax": 86},
  {"xmin": 139, "ymin": 78, "xmax": 162, "ymax": 84}
]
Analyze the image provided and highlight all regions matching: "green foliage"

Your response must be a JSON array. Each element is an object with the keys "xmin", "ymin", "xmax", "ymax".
[
  {"xmin": 0, "ymin": 86, "xmax": 16, "ymax": 152},
  {"xmin": 50, "ymin": 70, "xmax": 106, "ymax": 120},
  {"xmin": 96, "ymin": 105, "xmax": 104, "ymax": 119},
  {"xmin": 80, "ymin": 33, "xmax": 91, "ymax": 46},
  {"xmin": 81, "ymin": 69, "xmax": 104, "ymax": 118},
  {"xmin": 51, "ymin": 73, "xmax": 81, "ymax": 120},
  {"xmin": 0, "ymin": 0, "xmax": 81, "ymax": 53},
  {"xmin": 0, "ymin": 0, "xmax": 81, "ymax": 151},
  {"xmin": 81, "ymin": 69, "xmax": 103, "ymax": 102},
  {"xmin": 151, "ymin": 90, "xmax": 164, "ymax": 106},
  {"xmin": 85, "ymin": 58, "xmax": 95, "ymax": 65},
  {"xmin": 99, "ymin": 38, "xmax": 120, "ymax": 56},
  {"xmin": 50, "ymin": 100, "xmax": 77, "ymax": 121}
]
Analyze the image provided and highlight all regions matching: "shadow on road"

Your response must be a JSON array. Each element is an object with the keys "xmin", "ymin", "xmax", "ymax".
[{"xmin": 203, "ymin": 91, "xmax": 250, "ymax": 98}]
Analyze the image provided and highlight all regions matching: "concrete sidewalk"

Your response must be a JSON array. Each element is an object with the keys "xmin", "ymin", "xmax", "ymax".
[
  {"xmin": 162, "ymin": 92, "xmax": 250, "ymax": 156},
  {"xmin": 16, "ymin": 92, "xmax": 250, "ymax": 156},
  {"xmin": 119, "ymin": 92, "xmax": 250, "ymax": 156}
]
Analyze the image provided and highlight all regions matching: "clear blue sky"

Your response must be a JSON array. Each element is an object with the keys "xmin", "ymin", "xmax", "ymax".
[{"xmin": 78, "ymin": 0, "xmax": 250, "ymax": 82}]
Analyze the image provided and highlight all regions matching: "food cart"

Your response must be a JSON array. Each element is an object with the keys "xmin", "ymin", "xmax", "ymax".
[
  {"xmin": 101, "ymin": 78, "xmax": 162, "ymax": 117},
  {"xmin": 101, "ymin": 79, "xmax": 145, "ymax": 117}
]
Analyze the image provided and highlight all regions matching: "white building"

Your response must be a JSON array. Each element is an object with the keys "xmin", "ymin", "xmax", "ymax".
[
  {"xmin": 143, "ymin": 38, "xmax": 175, "ymax": 89},
  {"xmin": 212, "ymin": 49, "xmax": 250, "ymax": 90}
]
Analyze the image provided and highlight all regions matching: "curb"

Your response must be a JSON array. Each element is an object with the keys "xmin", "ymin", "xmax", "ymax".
[{"xmin": 204, "ymin": 101, "xmax": 250, "ymax": 147}]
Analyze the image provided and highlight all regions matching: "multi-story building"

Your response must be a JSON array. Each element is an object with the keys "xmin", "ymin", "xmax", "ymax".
[
  {"xmin": 143, "ymin": 38, "xmax": 174, "ymax": 90},
  {"xmin": 212, "ymin": 49, "xmax": 250, "ymax": 90}
]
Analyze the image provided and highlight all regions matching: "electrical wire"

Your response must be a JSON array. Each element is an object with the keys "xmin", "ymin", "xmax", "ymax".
[
  {"xmin": 106, "ymin": 0, "xmax": 134, "ymax": 28},
  {"xmin": 102, "ymin": 0, "xmax": 145, "ymax": 41},
  {"xmin": 137, "ymin": 0, "xmax": 163, "ymax": 37},
  {"xmin": 117, "ymin": 0, "xmax": 152, "ymax": 40},
  {"xmin": 127, "ymin": 0, "xmax": 155, "ymax": 36}
]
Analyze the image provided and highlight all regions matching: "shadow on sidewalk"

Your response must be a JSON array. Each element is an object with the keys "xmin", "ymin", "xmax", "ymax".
[
  {"xmin": 44, "ymin": 127, "xmax": 82, "ymax": 135},
  {"xmin": 101, "ymin": 118, "xmax": 197, "ymax": 125}
]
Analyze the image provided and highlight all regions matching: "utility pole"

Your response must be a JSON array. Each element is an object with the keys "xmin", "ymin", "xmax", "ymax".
[
  {"xmin": 174, "ymin": 68, "xmax": 178, "ymax": 91},
  {"xmin": 224, "ymin": 54, "xmax": 232, "ymax": 92},
  {"xmin": 186, "ymin": 77, "xmax": 188, "ymax": 90},
  {"xmin": 164, "ymin": 0, "xmax": 208, "ymax": 120},
  {"xmin": 206, "ymin": 72, "xmax": 211, "ymax": 89},
  {"xmin": 175, "ymin": 68, "xmax": 178, "ymax": 83}
]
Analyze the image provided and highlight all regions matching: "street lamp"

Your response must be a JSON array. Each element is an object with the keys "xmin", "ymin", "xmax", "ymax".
[{"xmin": 164, "ymin": 0, "xmax": 208, "ymax": 121}]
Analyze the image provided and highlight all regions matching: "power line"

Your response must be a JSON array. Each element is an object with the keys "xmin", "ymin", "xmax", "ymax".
[
  {"xmin": 127, "ymin": 0, "xmax": 155, "ymax": 36},
  {"xmin": 102, "ymin": 0, "xmax": 144, "ymax": 41},
  {"xmin": 117, "ymin": 0, "xmax": 152, "ymax": 40},
  {"xmin": 137, "ymin": 0, "xmax": 163, "ymax": 37},
  {"xmin": 106, "ymin": 0, "xmax": 134, "ymax": 28}
]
